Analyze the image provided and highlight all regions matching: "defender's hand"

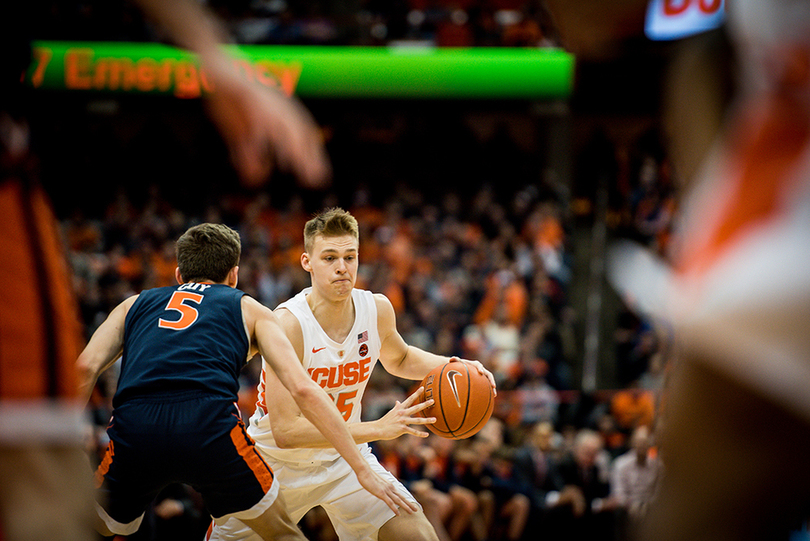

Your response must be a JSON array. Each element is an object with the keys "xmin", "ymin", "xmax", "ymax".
[{"xmin": 356, "ymin": 468, "xmax": 419, "ymax": 516}]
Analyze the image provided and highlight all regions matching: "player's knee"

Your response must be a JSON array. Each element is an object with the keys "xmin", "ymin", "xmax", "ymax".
[
  {"xmin": 411, "ymin": 513, "xmax": 441, "ymax": 541},
  {"xmin": 241, "ymin": 498, "xmax": 304, "ymax": 541},
  {"xmin": 379, "ymin": 510, "xmax": 440, "ymax": 541}
]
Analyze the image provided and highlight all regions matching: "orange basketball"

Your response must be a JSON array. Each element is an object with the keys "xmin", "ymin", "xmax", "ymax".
[{"xmin": 418, "ymin": 362, "xmax": 495, "ymax": 440}]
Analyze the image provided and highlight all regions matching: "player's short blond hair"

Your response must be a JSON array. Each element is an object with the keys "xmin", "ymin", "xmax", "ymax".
[
  {"xmin": 176, "ymin": 223, "xmax": 241, "ymax": 283},
  {"xmin": 304, "ymin": 208, "xmax": 359, "ymax": 253}
]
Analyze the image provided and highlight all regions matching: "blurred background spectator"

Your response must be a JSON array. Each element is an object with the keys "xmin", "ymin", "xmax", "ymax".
[
  {"xmin": 610, "ymin": 425, "xmax": 661, "ymax": 541},
  {"xmin": 551, "ymin": 428, "xmax": 615, "ymax": 541},
  {"xmin": 29, "ymin": 0, "xmax": 562, "ymax": 48}
]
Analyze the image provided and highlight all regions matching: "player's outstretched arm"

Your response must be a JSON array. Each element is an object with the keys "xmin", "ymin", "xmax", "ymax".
[
  {"xmin": 375, "ymin": 294, "xmax": 497, "ymax": 395},
  {"xmin": 75, "ymin": 295, "xmax": 139, "ymax": 404},
  {"xmin": 244, "ymin": 297, "xmax": 418, "ymax": 515},
  {"xmin": 130, "ymin": 0, "xmax": 330, "ymax": 187}
]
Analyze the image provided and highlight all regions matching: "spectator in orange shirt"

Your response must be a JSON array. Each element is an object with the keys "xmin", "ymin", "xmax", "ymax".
[
  {"xmin": 610, "ymin": 381, "xmax": 655, "ymax": 433},
  {"xmin": 473, "ymin": 268, "xmax": 528, "ymax": 328}
]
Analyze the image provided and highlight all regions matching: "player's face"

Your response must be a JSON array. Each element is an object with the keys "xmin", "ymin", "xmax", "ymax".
[{"xmin": 306, "ymin": 234, "xmax": 359, "ymax": 299}]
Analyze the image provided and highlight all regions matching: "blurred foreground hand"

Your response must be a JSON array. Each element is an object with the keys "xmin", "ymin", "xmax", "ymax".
[
  {"xmin": 202, "ymin": 55, "xmax": 332, "ymax": 188},
  {"xmin": 132, "ymin": 0, "xmax": 332, "ymax": 188}
]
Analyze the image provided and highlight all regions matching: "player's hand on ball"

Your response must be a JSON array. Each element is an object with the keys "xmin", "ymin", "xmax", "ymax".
[
  {"xmin": 449, "ymin": 357, "xmax": 497, "ymax": 396},
  {"xmin": 356, "ymin": 468, "xmax": 419, "ymax": 516},
  {"xmin": 377, "ymin": 387, "xmax": 436, "ymax": 440}
]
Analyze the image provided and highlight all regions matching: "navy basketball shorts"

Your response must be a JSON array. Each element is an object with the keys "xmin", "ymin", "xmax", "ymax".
[{"xmin": 94, "ymin": 392, "xmax": 276, "ymax": 535}]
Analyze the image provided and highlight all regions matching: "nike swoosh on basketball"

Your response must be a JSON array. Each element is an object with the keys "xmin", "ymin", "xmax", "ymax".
[
  {"xmin": 446, "ymin": 370, "xmax": 462, "ymax": 407},
  {"xmin": 312, "ymin": 347, "xmax": 327, "ymax": 353}
]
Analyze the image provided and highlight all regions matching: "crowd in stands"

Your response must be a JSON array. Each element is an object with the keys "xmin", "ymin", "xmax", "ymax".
[
  {"xmin": 34, "ymin": 0, "xmax": 560, "ymax": 48},
  {"xmin": 72, "ymin": 123, "xmax": 674, "ymax": 539}
]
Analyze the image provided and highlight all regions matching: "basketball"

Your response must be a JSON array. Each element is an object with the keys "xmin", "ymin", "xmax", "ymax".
[{"xmin": 418, "ymin": 362, "xmax": 495, "ymax": 440}]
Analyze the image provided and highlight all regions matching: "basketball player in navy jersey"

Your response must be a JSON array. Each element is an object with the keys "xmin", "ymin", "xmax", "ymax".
[
  {"xmin": 76, "ymin": 223, "xmax": 415, "ymax": 540},
  {"xmin": 210, "ymin": 208, "xmax": 497, "ymax": 541}
]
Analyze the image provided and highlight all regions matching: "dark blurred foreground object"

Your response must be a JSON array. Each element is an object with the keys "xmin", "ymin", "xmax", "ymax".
[{"xmin": 547, "ymin": 1, "xmax": 810, "ymax": 541}]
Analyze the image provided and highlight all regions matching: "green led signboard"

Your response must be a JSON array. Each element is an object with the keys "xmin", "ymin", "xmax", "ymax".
[{"xmin": 27, "ymin": 41, "xmax": 574, "ymax": 100}]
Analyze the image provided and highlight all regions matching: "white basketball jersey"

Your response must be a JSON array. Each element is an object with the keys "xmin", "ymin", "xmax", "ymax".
[{"xmin": 248, "ymin": 287, "xmax": 381, "ymax": 466}]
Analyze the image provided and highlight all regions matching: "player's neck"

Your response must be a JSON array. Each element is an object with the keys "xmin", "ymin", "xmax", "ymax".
[{"xmin": 306, "ymin": 290, "xmax": 356, "ymax": 343}]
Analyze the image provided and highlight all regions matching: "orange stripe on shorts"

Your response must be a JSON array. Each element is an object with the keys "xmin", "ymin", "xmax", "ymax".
[
  {"xmin": 229, "ymin": 416, "xmax": 274, "ymax": 493},
  {"xmin": 95, "ymin": 439, "xmax": 115, "ymax": 489}
]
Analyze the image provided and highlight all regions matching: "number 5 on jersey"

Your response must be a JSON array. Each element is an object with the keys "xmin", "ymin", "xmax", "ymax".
[{"xmin": 159, "ymin": 291, "xmax": 204, "ymax": 330}]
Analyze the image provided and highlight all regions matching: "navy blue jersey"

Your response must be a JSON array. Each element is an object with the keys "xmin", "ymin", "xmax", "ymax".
[{"xmin": 114, "ymin": 283, "xmax": 250, "ymax": 406}]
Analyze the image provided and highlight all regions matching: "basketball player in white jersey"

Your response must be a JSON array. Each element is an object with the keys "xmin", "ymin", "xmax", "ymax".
[{"xmin": 209, "ymin": 207, "xmax": 496, "ymax": 541}]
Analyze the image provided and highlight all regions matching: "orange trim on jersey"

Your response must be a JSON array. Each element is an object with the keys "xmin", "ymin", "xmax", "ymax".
[
  {"xmin": 256, "ymin": 366, "xmax": 268, "ymax": 415},
  {"xmin": 95, "ymin": 440, "xmax": 115, "ymax": 489},
  {"xmin": 0, "ymin": 180, "xmax": 82, "ymax": 400},
  {"xmin": 679, "ymin": 93, "xmax": 810, "ymax": 276},
  {"xmin": 229, "ymin": 416, "xmax": 274, "ymax": 493}
]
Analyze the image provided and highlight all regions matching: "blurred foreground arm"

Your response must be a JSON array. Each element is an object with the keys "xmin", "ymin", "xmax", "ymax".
[{"xmin": 131, "ymin": 0, "xmax": 331, "ymax": 187}]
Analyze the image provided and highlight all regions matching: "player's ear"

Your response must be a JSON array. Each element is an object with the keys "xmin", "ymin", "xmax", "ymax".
[
  {"xmin": 227, "ymin": 266, "xmax": 239, "ymax": 288},
  {"xmin": 175, "ymin": 267, "xmax": 184, "ymax": 285},
  {"xmin": 301, "ymin": 252, "xmax": 312, "ymax": 272}
]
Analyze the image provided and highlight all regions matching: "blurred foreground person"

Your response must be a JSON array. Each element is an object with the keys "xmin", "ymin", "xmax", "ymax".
[
  {"xmin": 0, "ymin": 1, "xmax": 329, "ymax": 538},
  {"xmin": 639, "ymin": 2, "xmax": 810, "ymax": 540},
  {"xmin": 547, "ymin": 1, "xmax": 810, "ymax": 540}
]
